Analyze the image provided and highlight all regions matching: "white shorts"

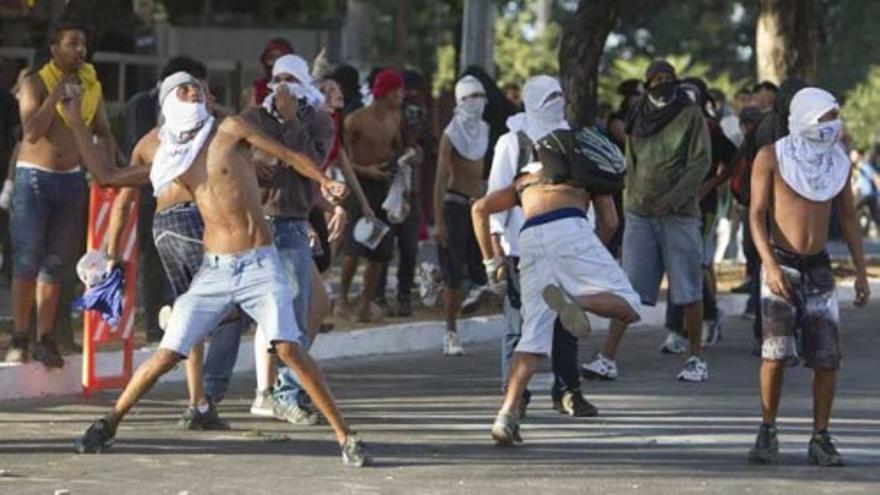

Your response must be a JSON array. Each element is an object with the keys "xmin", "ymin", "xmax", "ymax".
[{"xmin": 517, "ymin": 211, "xmax": 641, "ymax": 356}]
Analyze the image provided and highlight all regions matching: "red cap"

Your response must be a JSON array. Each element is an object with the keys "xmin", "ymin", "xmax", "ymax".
[{"xmin": 372, "ymin": 69, "xmax": 404, "ymax": 99}]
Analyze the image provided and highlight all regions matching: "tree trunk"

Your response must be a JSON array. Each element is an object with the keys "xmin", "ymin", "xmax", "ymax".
[
  {"xmin": 756, "ymin": 0, "xmax": 821, "ymax": 84},
  {"xmin": 558, "ymin": 0, "xmax": 619, "ymax": 128}
]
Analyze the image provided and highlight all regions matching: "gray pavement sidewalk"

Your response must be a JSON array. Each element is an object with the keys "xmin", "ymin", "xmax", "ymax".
[{"xmin": 0, "ymin": 301, "xmax": 878, "ymax": 494}]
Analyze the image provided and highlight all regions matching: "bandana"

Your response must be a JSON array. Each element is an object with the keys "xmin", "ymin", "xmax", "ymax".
[
  {"xmin": 262, "ymin": 54, "xmax": 325, "ymax": 120},
  {"xmin": 625, "ymin": 82, "xmax": 690, "ymax": 138},
  {"xmin": 152, "ymin": 72, "xmax": 214, "ymax": 197},
  {"xmin": 371, "ymin": 69, "xmax": 404, "ymax": 100},
  {"xmin": 38, "ymin": 60, "xmax": 102, "ymax": 127},
  {"xmin": 443, "ymin": 75, "xmax": 489, "ymax": 161},
  {"xmin": 775, "ymin": 87, "xmax": 849, "ymax": 202},
  {"xmin": 505, "ymin": 74, "xmax": 569, "ymax": 142}
]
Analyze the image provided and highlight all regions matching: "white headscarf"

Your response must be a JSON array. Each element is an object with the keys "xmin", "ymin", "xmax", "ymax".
[
  {"xmin": 263, "ymin": 54, "xmax": 325, "ymax": 117},
  {"xmin": 505, "ymin": 74, "xmax": 569, "ymax": 142},
  {"xmin": 152, "ymin": 72, "xmax": 214, "ymax": 197},
  {"xmin": 774, "ymin": 87, "xmax": 849, "ymax": 202},
  {"xmin": 443, "ymin": 75, "xmax": 489, "ymax": 161}
]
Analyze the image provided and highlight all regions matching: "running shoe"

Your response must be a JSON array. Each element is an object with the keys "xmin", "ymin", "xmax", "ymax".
[
  {"xmin": 702, "ymin": 309, "xmax": 724, "ymax": 347},
  {"xmin": 249, "ymin": 388, "xmax": 278, "ymax": 417},
  {"xmin": 461, "ymin": 284, "xmax": 489, "ymax": 314},
  {"xmin": 180, "ymin": 401, "xmax": 231, "ymax": 431},
  {"xmin": 660, "ymin": 331, "xmax": 688, "ymax": 354},
  {"xmin": 677, "ymin": 355, "xmax": 709, "ymax": 382},
  {"xmin": 158, "ymin": 305, "xmax": 172, "ymax": 331},
  {"xmin": 273, "ymin": 399, "xmax": 319, "ymax": 426},
  {"xmin": 747, "ymin": 423, "xmax": 779, "ymax": 464},
  {"xmin": 74, "ymin": 418, "xmax": 115, "ymax": 454},
  {"xmin": 490, "ymin": 412, "xmax": 523, "ymax": 446},
  {"xmin": 809, "ymin": 430, "xmax": 844, "ymax": 467},
  {"xmin": 581, "ymin": 354, "xmax": 619, "ymax": 380},
  {"xmin": 340, "ymin": 434, "xmax": 371, "ymax": 467},
  {"xmin": 32, "ymin": 336, "xmax": 64, "ymax": 368},
  {"xmin": 418, "ymin": 262, "xmax": 441, "ymax": 307},
  {"xmin": 443, "ymin": 331, "xmax": 464, "ymax": 356},
  {"xmin": 553, "ymin": 390, "xmax": 599, "ymax": 417},
  {"xmin": 4, "ymin": 333, "xmax": 29, "ymax": 363},
  {"xmin": 396, "ymin": 295, "xmax": 413, "ymax": 317},
  {"xmin": 542, "ymin": 284, "xmax": 591, "ymax": 338}
]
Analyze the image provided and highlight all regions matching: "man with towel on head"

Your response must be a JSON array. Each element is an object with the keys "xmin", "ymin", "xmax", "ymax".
[
  {"xmin": 338, "ymin": 69, "xmax": 405, "ymax": 322},
  {"xmin": 65, "ymin": 70, "xmax": 370, "ymax": 467},
  {"xmin": 433, "ymin": 75, "xmax": 490, "ymax": 356},
  {"xmin": 5, "ymin": 21, "xmax": 114, "ymax": 368},
  {"xmin": 747, "ymin": 87, "xmax": 869, "ymax": 467}
]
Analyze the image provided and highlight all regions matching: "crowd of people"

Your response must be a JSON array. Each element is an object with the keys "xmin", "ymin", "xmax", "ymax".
[{"xmin": 0, "ymin": 21, "xmax": 872, "ymax": 469}]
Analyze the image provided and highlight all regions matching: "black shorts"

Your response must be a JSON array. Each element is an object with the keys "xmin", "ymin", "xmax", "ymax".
[
  {"xmin": 342, "ymin": 176, "xmax": 394, "ymax": 262},
  {"xmin": 437, "ymin": 194, "xmax": 487, "ymax": 290}
]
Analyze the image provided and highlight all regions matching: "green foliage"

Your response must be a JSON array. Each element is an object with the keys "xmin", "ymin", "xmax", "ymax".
[
  {"xmin": 433, "ymin": 44, "xmax": 457, "ymax": 97},
  {"xmin": 842, "ymin": 67, "xmax": 880, "ymax": 152},
  {"xmin": 597, "ymin": 54, "xmax": 749, "ymax": 108},
  {"xmin": 493, "ymin": 6, "xmax": 560, "ymax": 87}
]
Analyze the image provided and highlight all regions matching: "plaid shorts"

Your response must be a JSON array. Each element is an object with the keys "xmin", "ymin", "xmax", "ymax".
[{"xmin": 152, "ymin": 202, "xmax": 204, "ymax": 298}]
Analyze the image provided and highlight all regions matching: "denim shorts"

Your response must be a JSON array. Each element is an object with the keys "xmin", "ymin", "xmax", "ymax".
[
  {"xmin": 11, "ymin": 165, "xmax": 87, "ymax": 283},
  {"xmin": 621, "ymin": 212, "xmax": 703, "ymax": 306},
  {"xmin": 160, "ymin": 246, "xmax": 302, "ymax": 357}
]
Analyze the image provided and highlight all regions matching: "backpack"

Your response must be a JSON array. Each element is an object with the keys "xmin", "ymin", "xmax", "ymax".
[{"xmin": 531, "ymin": 128, "xmax": 627, "ymax": 195}]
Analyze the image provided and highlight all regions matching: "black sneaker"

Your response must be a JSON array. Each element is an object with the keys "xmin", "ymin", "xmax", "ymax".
[
  {"xmin": 180, "ymin": 401, "xmax": 231, "ymax": 431},
  {"xmin": 553, "ymin": 390, "xmax": 599, "ymax": 417},
  {"xmin": 32, "ymin": 336, "xmax": 64, "ymax": 368},
  {"xmin": 4, "ymin": 333, "xmax": 29, "ymax": 363},
  {"xmin": 747, "ymin": 423, "xmax": 779, "ymax": 464},
  {"xmin": 809, "ymin": 430, "xmax": 844, "ymax": 466},
  {"xmin": 340, "ymin": 434, "xmax": 370, "ymax": 467},
  {"xmin": 75, "ymin": 418, "xmax": 116, "ymax": 453}
]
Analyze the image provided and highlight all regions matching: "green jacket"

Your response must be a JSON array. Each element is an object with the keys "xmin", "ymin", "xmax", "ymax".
[{"xmin": 624, "ymin": 104, "xmax": 712, "ymax": 218}]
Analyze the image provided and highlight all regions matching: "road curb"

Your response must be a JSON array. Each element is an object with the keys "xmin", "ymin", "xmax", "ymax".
[{"xmin": 1, "ymin": 282, "xmax": 874, "ymax": 402}]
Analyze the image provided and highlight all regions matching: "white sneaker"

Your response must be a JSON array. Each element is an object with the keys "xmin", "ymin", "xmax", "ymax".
[
  {"xmin": 660, "ymin": 331, "xmax": 688, "ymax": 354},
  {"xmin": 542, "ymin": 285, "xmax": 591, "ymax": 338},
  {"xmin": 443, "ymin": 331, "xmax": 464, "ymax": 356},
  {"xmin": 581, "ymin": 354, "xmax": 619, "ymax": 380},
  {"xmin": 461, "ymin": 284, "xmax": 489, "ymax": 314},
  {"xmin": 249, "ymin": 389, "xmax": 277, "ymax": 417},
  {"xmin": 702, "ymin": 309, "xmax": 724, "ymax": 347},
  {"xmin": 419, "ymin": 262, "xmax": 441, "ymax": 307},
  {"xmin": 158, "ymin": 305, "xmax": 172, "ymax": 331},
  {"xmin": 677, "ymin": 356, "xmax": 709, "ymax": 382}
]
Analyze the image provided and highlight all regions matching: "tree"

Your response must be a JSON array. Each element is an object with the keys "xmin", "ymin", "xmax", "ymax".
[
  {"xmin": 558, "ymin": 0, "xmax": 619, "ymax": 127},
  {"xmin": 841, "ymin": 67, "xmax": 880, "ymax": 152},
  {"xmin": 755, "ymin": 0, "xmax": 822, "ymax": 84}
]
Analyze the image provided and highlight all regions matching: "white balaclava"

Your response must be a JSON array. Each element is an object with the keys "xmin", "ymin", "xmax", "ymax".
[{"xmin": 443, "ymin": 75, "xmax": 489, "ymax": 161}]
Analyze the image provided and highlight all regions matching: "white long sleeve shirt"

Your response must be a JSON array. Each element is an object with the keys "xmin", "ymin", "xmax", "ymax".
[{"xmin": 487, "ymin": 132, "xmax": 526, "ymax": 257}]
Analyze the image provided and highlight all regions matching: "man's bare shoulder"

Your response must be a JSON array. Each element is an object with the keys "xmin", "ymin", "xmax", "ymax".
[
  {"xmin": 20, "ymin": 73, "xmax": 47, "ymax": 96},
  {"xmin": 132, "ymin": 128, "xmax": 160, "ymax": 166},
  {"xmin": 345, "ymin": 107, "xmax": 370, "ymax": 128},
  {"xmin": 753, "ymin": 144, "xmax": 778, "ymax": 171}
]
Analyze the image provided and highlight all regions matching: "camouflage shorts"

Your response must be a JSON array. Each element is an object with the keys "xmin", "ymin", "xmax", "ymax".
[{"xmin": 761, "ymin": 248, "xmax": 840, "ymax": 370}]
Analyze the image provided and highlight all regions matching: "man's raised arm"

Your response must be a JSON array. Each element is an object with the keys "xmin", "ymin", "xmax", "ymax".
[
  {"xmin": 61, "ymin": 97, "xmax": 150, "ymax": 187},
  {"xmin": 20, "ymin": 75, "xmax": 65, "ymax": 143}
]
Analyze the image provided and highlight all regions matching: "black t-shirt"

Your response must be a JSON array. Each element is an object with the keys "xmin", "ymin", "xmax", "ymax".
[{"xmin": 0, "ymin": 90, "xmax": 20, "ymax": 180}]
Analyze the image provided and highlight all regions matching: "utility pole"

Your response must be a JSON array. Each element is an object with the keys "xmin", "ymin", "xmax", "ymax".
[{"xmin": 460, "ymin": 0, "xmax": 494, "ymax": 76}]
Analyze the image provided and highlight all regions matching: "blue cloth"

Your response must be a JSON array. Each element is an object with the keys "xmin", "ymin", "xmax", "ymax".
[
  {"xmin": 856, "ymin": 161, "xmax": 879, "ymax": 198},
  {"xmin": 521, "ymin": 207, "xmax": 586, "ymax": 232},
  {"xmin": 73, "ymin": 267, "xmax": 125, "ymax": 327}
]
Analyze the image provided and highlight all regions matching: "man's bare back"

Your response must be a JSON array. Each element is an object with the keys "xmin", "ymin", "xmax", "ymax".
[{"xmin": 751, "ymin": 145, "xmax": 834, "ymax": 256}]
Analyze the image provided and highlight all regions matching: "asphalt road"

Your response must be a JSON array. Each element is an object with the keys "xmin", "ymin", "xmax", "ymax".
[{"xmin": 0, "ymin": 302, "xmax": 878, "ymax": 495}]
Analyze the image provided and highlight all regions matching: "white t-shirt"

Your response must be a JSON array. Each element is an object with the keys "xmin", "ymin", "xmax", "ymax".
[{"xmin": 487, "ymin": 132, "xmax": 526, "ymax": 257}]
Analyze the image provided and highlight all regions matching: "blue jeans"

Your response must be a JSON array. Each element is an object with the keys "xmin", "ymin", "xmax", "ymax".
[
  {"xmin": 269, "ymin": 218, "xmax": 314, "ymax": 406},
  {"xmin": 11, "ymin": 166, "xmax": 86, "ymax": 283},
  {"xmin": 202, "ymin": 316, "xmax": 249, "ymax": 401}
]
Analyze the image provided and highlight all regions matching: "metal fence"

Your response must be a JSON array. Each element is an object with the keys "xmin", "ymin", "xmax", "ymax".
[{"xmin": 0, "ymin": 47, "xmax": 246, "ymax": 115}]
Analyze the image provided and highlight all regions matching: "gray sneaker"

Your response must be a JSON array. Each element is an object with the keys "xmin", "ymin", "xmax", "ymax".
[
  {"xmin": 490, "ymin": 412, "xmax": 523, "ymax": 446},
  {"xmin": 249, "ymin": 389, "xmax": 278, "ymax": 417},
  {"xmin": 747, "ymin": 424, "xmax": 779, "ymax": 464},
  {"xmin": 180, "ymin": 401, "xmax": 231, "ymax": 431},
  {"xmin": 273, "ymin": 399, "xmax": 319, "ymax": 426},
  {"xmin": 809, "ymin": 430, "xmax": 844, "ymax": 466},
  {"xmin": 340, "ymin": 434, "xmax": 371, "ymax": 467}
]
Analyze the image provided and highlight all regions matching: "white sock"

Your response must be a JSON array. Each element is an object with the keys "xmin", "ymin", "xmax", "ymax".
[{"xmin": 254, "ymin": 328, "xmax": 271, "ymax": 392}]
